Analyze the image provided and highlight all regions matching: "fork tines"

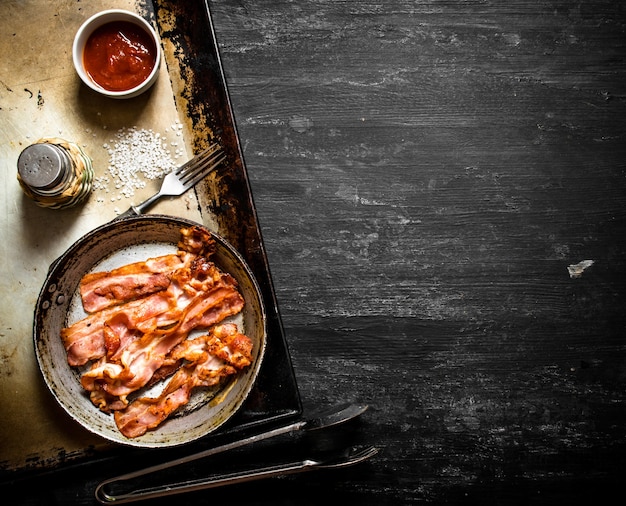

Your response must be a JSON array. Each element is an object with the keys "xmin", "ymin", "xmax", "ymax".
[
  {"xmin": 177, "ymin": 144, "xmax": 226, "ymax": 187},
  {"xmin": 175, "ymin": 143, "xmax": 221, "ymax": 176}
]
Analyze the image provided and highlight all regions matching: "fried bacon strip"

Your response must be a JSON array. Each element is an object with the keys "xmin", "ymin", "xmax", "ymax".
[
  {"xmin": 114, "ymin": 323, "xmax": 252, "ymax": 438},
  {"xmin": 79, "ymin": 253, "xmax": 192, "ymax": 314},
  {"xmin": 59, "ymin": 226, "xmax": 254, "ymax": 437}
]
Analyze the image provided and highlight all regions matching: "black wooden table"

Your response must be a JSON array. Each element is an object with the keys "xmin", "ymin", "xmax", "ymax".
[{"xmin": 6, "ymin": 0, "xmax": 626, "ymax": 503}]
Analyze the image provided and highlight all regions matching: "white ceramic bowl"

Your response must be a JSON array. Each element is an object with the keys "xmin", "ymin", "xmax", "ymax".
[{"xmin": 72, "ymin": 10, "xmax": 161, "ymax": 99}]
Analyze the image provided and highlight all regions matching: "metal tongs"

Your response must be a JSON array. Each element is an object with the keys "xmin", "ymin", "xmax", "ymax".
[{"xmin": 95, "ymin": 404, "xmax": 377, "ymax": 504}]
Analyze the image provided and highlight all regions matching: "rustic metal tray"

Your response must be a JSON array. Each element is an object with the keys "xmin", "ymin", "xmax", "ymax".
[{"xmin": 0, "ymin": 0, "xmax": 301, "ymax": 476}]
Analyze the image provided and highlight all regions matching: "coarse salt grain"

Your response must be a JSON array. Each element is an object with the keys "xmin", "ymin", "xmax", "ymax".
[{"xmin": 92, "ymin": 175, "xmax": 110, "ymax": 191}]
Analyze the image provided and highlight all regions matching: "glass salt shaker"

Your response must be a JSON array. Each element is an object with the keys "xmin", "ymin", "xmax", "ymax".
[{"xmin": 17, "ymin": 138, "xmax": 93, "ymax": 209}]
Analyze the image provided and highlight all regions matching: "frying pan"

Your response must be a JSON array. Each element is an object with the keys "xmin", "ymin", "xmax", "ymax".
[{"xmin": 33, "ymin": 215, "xmax": 266, "ymax": 448}]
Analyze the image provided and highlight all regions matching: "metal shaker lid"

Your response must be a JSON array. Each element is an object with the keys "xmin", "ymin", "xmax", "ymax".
[{"xmin": 17, "ymin": 143, "xmax": 71, "ymax": 190}]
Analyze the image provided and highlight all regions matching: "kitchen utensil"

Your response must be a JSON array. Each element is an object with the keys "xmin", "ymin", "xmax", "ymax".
[
  {"xmin": 98, "ymin": 403, "xmax": 367, "ymax": 483},
  {"xmin": 95, "ymin": 403, "xmax": 372, "ymax": 503},
  {"xmin": 96, "ymin": 445, "xmax": 379, "ymax": 503},
  {"xmin": 34, "ymin": 215, "xmax": 266, "ymax": 447}
]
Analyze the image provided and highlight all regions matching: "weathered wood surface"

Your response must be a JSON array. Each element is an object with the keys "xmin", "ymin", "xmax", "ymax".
[
  {"xmin": 6, "ymin": 0, "xmax": 626, "ymax": 503},
  {"xmin": 210, "ymin": 0, "xmax": 626, "ymax": 503}
]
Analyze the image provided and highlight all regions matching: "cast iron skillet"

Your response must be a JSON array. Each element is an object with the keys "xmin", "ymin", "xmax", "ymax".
[{"xmin": 33, "ymin": 215, "xmax": 266, "ymax": 448}]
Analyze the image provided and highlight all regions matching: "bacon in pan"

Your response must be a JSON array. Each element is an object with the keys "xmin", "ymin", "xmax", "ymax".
[
  {"xmin": 114, "ymin": 323, "xmax": 252, "ymax": 438},
  {"xmin": 59, "ymin": 226, "xmax": 253, "ymax": 437},
  {"xmin": 81, "ymin": 283, "xmax": 244, "ymax": 410},
  {"xmin": 61, "ymin": 255, "xmax": 241, "ymax": 367}
]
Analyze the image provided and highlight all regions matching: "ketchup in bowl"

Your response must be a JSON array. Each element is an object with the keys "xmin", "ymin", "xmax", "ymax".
[{"xmin": 83, "ymin": 21, "xmax": 157, "ymax": 92}]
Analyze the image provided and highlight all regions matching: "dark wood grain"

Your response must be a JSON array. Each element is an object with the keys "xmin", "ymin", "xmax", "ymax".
[
  {"xmin": 208, "ymin": 0, "xmax": 626, "ymax": 503},
  {"xmin": 4, "ymin": 0, "xmax": 625, "ymax": 503}
]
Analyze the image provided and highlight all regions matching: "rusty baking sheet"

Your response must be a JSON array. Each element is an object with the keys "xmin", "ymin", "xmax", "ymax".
[{"xmin": 0, "ymin": 0, "xmax": 301, "ymax": 476}]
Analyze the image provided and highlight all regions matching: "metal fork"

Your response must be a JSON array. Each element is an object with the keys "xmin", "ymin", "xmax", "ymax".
[
  {"xmin": 120, "ymin": 143, "xmax": 226, "ymax": 218},
  {"xmin": 95, "ymin": 445, "xmax": 379, "ymax": 504}
]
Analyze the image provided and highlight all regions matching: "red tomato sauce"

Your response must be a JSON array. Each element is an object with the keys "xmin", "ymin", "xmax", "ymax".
[{"xmin": 83, "ymin": 21, "xmax": 157, "ymax": 92}]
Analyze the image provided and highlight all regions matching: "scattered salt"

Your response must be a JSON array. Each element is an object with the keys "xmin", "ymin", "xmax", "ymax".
[{"xmin": 96, "ymin": 127, "xmax": 179, "ymax": 201}]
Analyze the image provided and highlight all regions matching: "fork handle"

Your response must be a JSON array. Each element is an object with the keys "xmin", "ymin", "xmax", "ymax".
[
  {"xmin": 131, "ymin": 192, "xmax": 163, "ymax": 215},
  {"xmin": 113, "ymin": 207, "xmax": 140, "ymax": 220},
  {"xmin": 112, "ymin": 194, "xmax": 160, "ymax": 221}
]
